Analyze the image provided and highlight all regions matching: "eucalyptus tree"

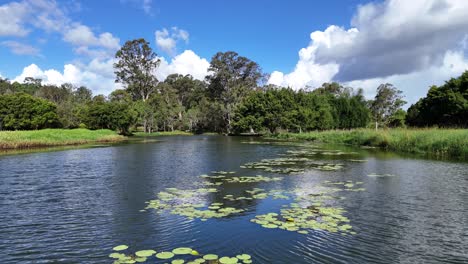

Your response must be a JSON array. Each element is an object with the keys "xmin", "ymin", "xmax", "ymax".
[
  {"xmin": 114, "ymin": 38, "xmax": 160, "ymax": 132},
  {"xmin": 370, "ymin": 83, "xmax": 406, "ymax": 130},
  {"xmin": 206, "ymin": 51, "xmax": 263, "ymax": 134}
]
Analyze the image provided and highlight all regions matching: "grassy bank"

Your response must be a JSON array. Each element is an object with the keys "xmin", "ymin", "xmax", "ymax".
[
  {"xmin": 133, "ymin": 130, "xmax": 193, "ymax": 136},
  {"xmin": 271, "ymin": 128, "xmax": 468, "ymax": 160},
  {"xmin": 0, "ymin": 129, "xmax": 126, "ymax": 149}
]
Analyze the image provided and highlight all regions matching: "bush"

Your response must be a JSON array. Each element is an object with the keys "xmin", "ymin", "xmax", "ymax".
[{"xmin": 0, "ymin": 93, "xmax": 60, "ymax": 130}]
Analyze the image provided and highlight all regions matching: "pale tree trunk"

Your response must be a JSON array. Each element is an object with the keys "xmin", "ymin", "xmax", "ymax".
[{"xmin": 375, "ymin": 121, "xmax": 378, "ymax": 131}]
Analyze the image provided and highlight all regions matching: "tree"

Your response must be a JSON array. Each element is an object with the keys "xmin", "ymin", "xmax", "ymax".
[
  {"xmin": 388, "ymin": 109, "xmax": 407, "ymax": 127},
  {"xmin": 0, "ymin": 93, "xmax": 60, "ymax": 130},
  {"xmin": 206, "ymin": 51, "xmax": 263, "ymax": 134},
  {"xmin": 114, "ymin": 38, "xmax": 160, "ymax": 133},
  {"xmin": 406, "ymin": 71, "xmax": 468, "ymax": 127},
  {"xmin": 83, "ymin": 100, "xmax": 137, "ymax": 135},
  {"xmin": 370, "ymin": 83, "xmax": 406, "ymax": 129}
]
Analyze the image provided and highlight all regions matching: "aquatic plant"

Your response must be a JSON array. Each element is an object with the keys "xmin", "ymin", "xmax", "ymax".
[{"xmin": 109, "ymin": 245, "xmax": 252, "ymax": 264}]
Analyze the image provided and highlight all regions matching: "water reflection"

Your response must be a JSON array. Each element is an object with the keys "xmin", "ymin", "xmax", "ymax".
[{"xmin": 0, "ymin": 136, "xmax": 467, "ymax": 263}]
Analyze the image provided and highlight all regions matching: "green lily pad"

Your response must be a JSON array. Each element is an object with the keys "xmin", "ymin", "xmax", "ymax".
[
  {"xmin": 113, "ymin": 245, "xmax": 128, "ymax": 251},
  {"xmin": 135, "ymin": 249, "xmax": 156, "ymax": 257},
  {"xmin": 109, "ymin": 252, "xmax": 126, "ymax": 259},
  {"xmin": 219, "ymin": 256, "xmax": 239, "ymax": 264},
  {"xmin": 236, "ymin": 254, "xmax": 251, "ymax": 260},
  {"xmin": 203, "ymin": 254, "xmax": 218, "ymax": 260},
  {"xmin": 156, "ymin": 252, "xmax": 175, "ymax": 259},
  {"xmin": 172, "ymin": 259, "xmax": 185, "ymax": 264},
  {"xmin": 172, "ymin": 247, "xmax": 193, "ymax": 255}
]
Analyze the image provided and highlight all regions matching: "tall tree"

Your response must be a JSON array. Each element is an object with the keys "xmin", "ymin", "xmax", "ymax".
[
  {"xmin": 206, "ymin": 51, "xmax": 263, "ymax": 134},
  {"xmin": 114, "ymin": 38, "xmax": 160, "ymax": 132},
  {"xmin": 370, "ymin": 83, "xmax": 406, "ymax": 130}
]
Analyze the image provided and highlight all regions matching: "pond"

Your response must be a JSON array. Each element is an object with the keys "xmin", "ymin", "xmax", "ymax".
[{"xmin": 1, "ymin": 135, "xmax": 467, "ymax": 263}]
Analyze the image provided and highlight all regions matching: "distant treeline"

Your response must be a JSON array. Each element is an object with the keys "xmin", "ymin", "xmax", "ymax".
[{"xmin": 0, "ymin": 38, "xmax": 467, "ymax": 134}]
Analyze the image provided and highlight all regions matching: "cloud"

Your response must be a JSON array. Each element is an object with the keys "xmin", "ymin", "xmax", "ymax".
[
  {"xmin": 155, "ymin": 27, "xmax": 190, "ymax": 56},
  {"xmin": 63, "ymin": 24, "xmax": 120, "ymax": 57},
  {"xmin": 142, "ymin": 0, "xmax": 152, "ymax": 14},
  {"xmin": 0, "ymin": 0, "xmax": 119, "ymax": 59},
  {"xmin": 156, "ymin": 50, "xmax": 210, "ymax": 81},
  {"xmin": 1, "ymin": 41, "xmax": 40, "ymax": 56},
  {"xmin": 269, "ymin": 0, "xmax": 468, "ymax": 103},
  {"xmin": 0, "ymin": 1, "xmax": 30, "ymax": 36},
  {"xmin": 0, "ymin": 0, "xmax": 69, "ymax": 36},
  {"xmin": 346, "ymin": 50, "xmax": 468, "ymax": 105},
  {"xmin": 11, "ymin": 49, "xmax": 210, "ymax": 95},
  {"xmin": 120, "ymin": 0, "xmax": 153, "ymax": 15},
  {"xmin": 13, "ymin": 60, "xmax": 122, "ymax": 95}
]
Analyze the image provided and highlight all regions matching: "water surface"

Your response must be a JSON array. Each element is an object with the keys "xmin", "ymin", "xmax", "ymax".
[{"xmin": 1, "ymin": 136, "xmax": 467, "ymax": 263}]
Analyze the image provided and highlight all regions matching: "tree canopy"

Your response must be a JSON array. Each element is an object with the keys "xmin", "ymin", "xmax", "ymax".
[{"xmin": 1, "ymin": 38, "xmax": 465, "ymax": 134}]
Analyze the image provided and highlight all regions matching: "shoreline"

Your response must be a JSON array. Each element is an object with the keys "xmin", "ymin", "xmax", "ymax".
[
  {"xmin": 268, "ymin": 128, "xmax": 468, "ymax": 160},
  {"xmin": 0, "ymin": 129, "xmax": 126, "ymax": 150}
]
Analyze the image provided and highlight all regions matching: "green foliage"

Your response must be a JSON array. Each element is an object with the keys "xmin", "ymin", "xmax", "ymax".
[
  {"xmin": 0, "ymin": 129, "xmax": 124, "ymax": 149},
  {"xmin": 114, "ymin": 38, "xmax": 160, "ymax": 102},
  {"xmin": 406, "ymin": 71, "xmax": 468, "ymax": 127},
  {"xmin": 2, "ymin": 41, "xmax": 465, "ymax": 137},
  {"xmin": 206, "ymin": 51, "xmax": 263, "ymax": 133},
  {"xmin": 233, "ymin": 85, "xmax": 369, "ymax": 134},
  {"xmin": 83, "ymin": 100, "xmax": 137, "ymax": 135},
  {"xmin": 272, "ymin": 128, "xmax": 468, "ymax": 160},
  {"xmin": 0, "ymin": 93, "xmax": 60, "ymax": 130},
  {"xmin": 370, "ymin": 83, "xmax": 406, "ymax": 128}
]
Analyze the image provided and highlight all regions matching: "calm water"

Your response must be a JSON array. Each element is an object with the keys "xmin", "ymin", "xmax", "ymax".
[{"xmin": 1, "ymin": 136, "xmax": 467, "ymax": 263}]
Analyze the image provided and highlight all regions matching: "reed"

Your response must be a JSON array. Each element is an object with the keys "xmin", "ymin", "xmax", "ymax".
[
  {"xmin": 0, "ymin": 129, "xmax": 126, "ymax": 149},
  {"xmin": 271, "ymin": 128, "xmax": 468, "ymax": 160}
]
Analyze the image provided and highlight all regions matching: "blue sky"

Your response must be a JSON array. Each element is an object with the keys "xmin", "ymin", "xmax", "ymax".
[{"xmin": 1, "ymin": 0, "xmax": 467, "ymax": 104}]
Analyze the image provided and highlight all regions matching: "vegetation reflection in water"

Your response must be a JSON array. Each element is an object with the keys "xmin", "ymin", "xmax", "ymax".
[
  {"xmin": 239, "ymin": 141, "xmax": 364, "ymax": 173},
  {"xmin": 126, "ymin": 142, "xmax": 368, "ymax": 263},
  {"xmin": 109, "ymin": 245, "xmax": 252, "ymax": 264}
]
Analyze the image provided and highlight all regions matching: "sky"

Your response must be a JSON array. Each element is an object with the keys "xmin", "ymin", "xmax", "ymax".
[{"xmin": 0, "ymin": 0, "xmax": 467, "ymax": 105}]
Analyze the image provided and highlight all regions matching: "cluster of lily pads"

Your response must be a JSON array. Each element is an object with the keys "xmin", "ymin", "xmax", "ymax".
[
  {"xmin": 238, "ymin": 141, "xmax": 372, "ymax": 174},
  {"xmin": 144, "ymin": 187, "xmax": 245, "ymax": 220},
  {"xmin": 241, "ymin": 158, "xmax": 344, "ymax": 174},
  {"xmin": 249, "ymin": 183, "xmax": 365, "ymax": 235},
  {"xmin": 110, "ymin": 245, "xmax": 252, "ymax": 264},
  {"xmin": 251, "ymin": 204, "xmax": 354, "ymax": 235}
]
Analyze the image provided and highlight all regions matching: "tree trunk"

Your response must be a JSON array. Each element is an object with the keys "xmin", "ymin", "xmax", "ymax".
[{"xmin": 375, "ymin": 121, "xmax": 378, "ymax": 131}]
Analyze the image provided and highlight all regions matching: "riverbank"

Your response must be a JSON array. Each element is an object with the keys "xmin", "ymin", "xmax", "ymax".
[
  {"xmin": 0, "ymin": 129, "xmax": 126, "ymax": 149},
  {"xmin": 133, "ymin": 131, "xmax": 193, "ymax": 136},
  {"xmin": 270, "ymin": 128, "xmax": 468, "ymax": 160}
]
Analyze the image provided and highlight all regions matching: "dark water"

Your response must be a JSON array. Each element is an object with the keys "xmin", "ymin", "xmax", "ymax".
[{"xmin": 1, "ymin": 136, "xmax": 467, "ymax": 263}]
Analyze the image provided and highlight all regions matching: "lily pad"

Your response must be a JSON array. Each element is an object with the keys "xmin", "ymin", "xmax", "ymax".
[
  {"xmin": 156, "ymin": 252, "xmax": 175, "ymax": 259},
  {"xmin": 219, "ymin": 256, "xmax": 239, "ymax": 264},
  {"xmin": 135, "ymin": 249, "xmax": 156, "ymax": 257},
  {"xmin": 113, "ymin": 245, "xmax": 128, "ymax": 251},
  {"xmin": 172, "ymin": 247, "xmax": 193, "ymax": 255},
  {"xmin": 203, "ymin": 254, "xmax": 218, "ymax": 260},
  {"xmin": 236, "ymin": 254, "xmax": 251, "ymax": 260}
]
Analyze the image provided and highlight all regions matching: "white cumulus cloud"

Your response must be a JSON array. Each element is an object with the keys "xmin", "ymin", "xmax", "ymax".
[
  {"xmin": 156, "ymin": 50, "xmax": 210, "ymax": 81},
  {"xmin": 13, "ymin": 60, "xmax": 122, "ymax": 96},
  {"xmin": 12, "ymin": 49, "xmax": 210, "ymax": 95},
  {"xmin": 155, "ymin": 27, "xmax": 190, "ymax": 56},
  {"xmin": 269, "ymin": 0, "xmax": 468, "ymax": 104}
]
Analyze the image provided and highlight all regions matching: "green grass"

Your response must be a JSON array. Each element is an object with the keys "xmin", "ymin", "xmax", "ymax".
[
  {"xmin": 133, "ymin": 130, "xmax": 194, "ymax": 136},
  {"xmin": 271, "ymin": 128, "xmax": 468, "ymax": 160},
  {"xmin": 0, "ymin": 129, "xmax": 126, "ymax": 149}
]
